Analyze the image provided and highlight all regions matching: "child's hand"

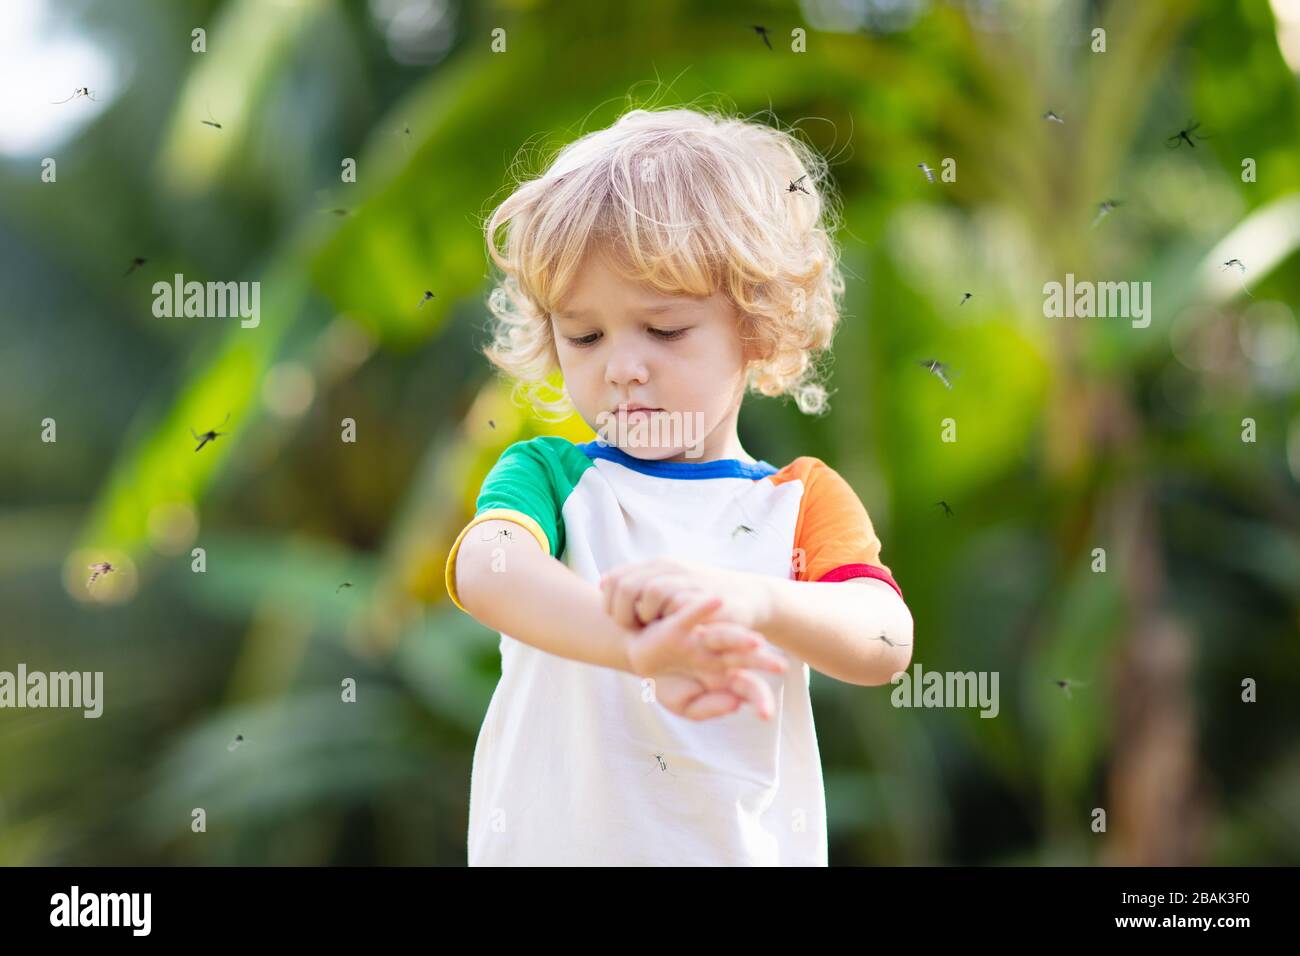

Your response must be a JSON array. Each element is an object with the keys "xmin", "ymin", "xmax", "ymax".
[
  {"xmin": 650, "ymin": 669, "xmax": 778, "ymax": 722},
  {"xmin": 601, "ymin": 557, "xmax": 768, "ymax": 631},
  {"xmin": 622, "ymin": 594, "xmax": 787, "ymax": 720},
  {"xmin": 623, "ymin": 593, "xmax": 786, "ymax": 681}
]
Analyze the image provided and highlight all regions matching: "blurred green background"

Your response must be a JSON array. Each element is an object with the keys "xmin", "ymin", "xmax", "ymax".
[{"xmin": 1, "ymin": 0, "xmax": 1298, "ymax": 866}]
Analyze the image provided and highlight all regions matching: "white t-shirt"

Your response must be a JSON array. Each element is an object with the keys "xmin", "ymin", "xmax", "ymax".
[{"xmin": 444, "ymin": 437, "xmax": 905, "ymax": 866}]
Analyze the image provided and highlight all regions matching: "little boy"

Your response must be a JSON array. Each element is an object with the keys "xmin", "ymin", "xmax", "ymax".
[{"xmin": 445, "ymin": 107, "xmax": 914, "ymax": 866}]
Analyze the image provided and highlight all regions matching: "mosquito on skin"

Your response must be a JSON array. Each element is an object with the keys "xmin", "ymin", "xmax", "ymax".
[
  {"xmin": 479, "ymin": 527, "xmax": 514, "ymax": 543},
  {"xmin": 872, "ymin": 629, "xmax": 912, "ymax": 648},
  {"xmin": 191, "ymin": 412, "xmax": 231, "ymax": 452}
]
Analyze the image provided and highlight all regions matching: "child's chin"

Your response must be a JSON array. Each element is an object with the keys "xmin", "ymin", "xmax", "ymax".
[
  {"xmin": 607, "ymin": 439, "xmax": 680, "ymax": 460},
  {"xmin": 628, "ymin": 447, "xmax": 682, "ymax": 461},
  {"xmin": 596, "ymin": 429, "xmax": 672, "ymax": 458}
]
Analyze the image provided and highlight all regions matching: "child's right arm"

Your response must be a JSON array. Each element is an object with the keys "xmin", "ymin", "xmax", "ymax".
[
  {"xmin": 452, "ymin": 518, "xmax": 785, "ymax": 692},
  {"xmin": 453, "ymin": 518, "xmax": 642, "ymax": 673}
]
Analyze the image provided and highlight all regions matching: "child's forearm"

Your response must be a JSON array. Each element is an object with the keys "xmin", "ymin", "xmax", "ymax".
[
  {"xmin": 454, "ymin": 527, "xmax": 635, "ymax": 674},
  {"xmin": 752, "ymin": 576, "xmax": 913, "ymax": 686}
]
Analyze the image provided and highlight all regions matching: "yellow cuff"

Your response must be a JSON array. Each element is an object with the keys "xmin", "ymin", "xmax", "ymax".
[{"xmin": 444, "ymin": 508, "xmax": 552, "ymax": 613}]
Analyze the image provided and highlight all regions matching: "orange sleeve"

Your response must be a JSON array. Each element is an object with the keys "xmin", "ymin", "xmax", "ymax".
[{"xmin": 773, "ymin": 458, "xmax": 904, "ymax": 600}]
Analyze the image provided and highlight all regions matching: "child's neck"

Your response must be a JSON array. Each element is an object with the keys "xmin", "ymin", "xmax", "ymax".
[{"xmin": 658, "ymin": 432, "xmax": 754, "ymax": 464}]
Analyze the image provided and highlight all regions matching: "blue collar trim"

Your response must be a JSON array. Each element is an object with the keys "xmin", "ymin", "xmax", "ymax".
[{"xmin": 578, "ymin": 440, "xmax": 777, "ymax": 480}]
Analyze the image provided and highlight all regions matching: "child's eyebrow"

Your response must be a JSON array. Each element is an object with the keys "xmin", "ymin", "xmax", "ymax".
[{"xmin": 554, "ymin": 302, "xmax": 692, "ymax": 320}]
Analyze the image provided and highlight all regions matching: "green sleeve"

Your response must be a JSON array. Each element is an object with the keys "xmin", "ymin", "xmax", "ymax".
[
  {"xmin": 474, "ymin": 438, "xmax": 568, "ymax": 557},
  {"xmin": 444, "ymin": 437, "xmax": 592, "ymax": 613}
]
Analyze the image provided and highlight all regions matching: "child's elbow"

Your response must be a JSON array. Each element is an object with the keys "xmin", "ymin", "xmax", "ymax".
[
  {"xmin": 861, "ymin": 599, "xmax": 914, "ymax": 686},
  {"xmin": 450, "ymin": 538, "xmax": 496, "ymax": 618}
]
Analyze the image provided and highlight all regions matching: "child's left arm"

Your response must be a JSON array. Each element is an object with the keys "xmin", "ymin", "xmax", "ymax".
[
  {"xmin": 601, "ymin": 558, "xmax": 911, "ymax": 686},
  {"xmin": 600, "ymin": 458, "xmax": 912, "ymax": 686}
]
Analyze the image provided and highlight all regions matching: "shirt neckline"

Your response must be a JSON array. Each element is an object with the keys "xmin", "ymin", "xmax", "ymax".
[{"xmin": 578, "ymin": 440, "xmax": 777, "ymax": 480}]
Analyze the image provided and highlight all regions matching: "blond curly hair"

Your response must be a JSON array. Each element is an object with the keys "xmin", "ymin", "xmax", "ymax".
[{"xmin": 481, "ymin": 106, "xmax": 846, "ymax": 420}]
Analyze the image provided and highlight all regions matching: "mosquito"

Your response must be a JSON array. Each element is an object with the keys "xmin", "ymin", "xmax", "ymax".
[
  {"xmin": 917, "ymin": 162, "xmax": 936, "ymax": 183},
  {"xmin": 917, "ymin": 358, "xmax": 957, "ymax": 390},
  {"xmin": 227, "ymin": 734, "xmax": 244, "ymax": 752},
  {"xmin": 335, "ymin": 582, "xmax": 353, "ymax": 594},
  {"xmin": 731, "ymin": 499, "xmax": 763, "ymax": 540},
  {"xmin": 787, "ymin": 175, "xmax": 810, "ymax": 195},
  {"xmin": 1091, "ymin": 199, "xmax": 1123, "ymax": 228},
  {"xmin": 87, "ymin": 561, "xmax": 115, "ymax": 588},
  {"xmin": 872, "ymin": 629, "xmax": 912, "ymax": 648},
  {"xmin": 191, "ymin": 412, "xmax": 231, "ymax": 452},
  {"xmin": 1220, "ymin": 258, "xmax": 1254, "ymax": 297},
  {"xmin": 751, "ymin": 24, "xmax": 773, "ymax": 50},
  {"xmin": 479, "ymin": 527, "xmax": 514, "ymax": 543},
  {"xmin": 52, "ymin": 87, "xmax": 97, "ymax": 104},
  {"xmin": 123, "ymin": 257, "xmax": 147, "ymax": 276},
  {"xmin": 1042, "ymin": 110, "xmax": 1064, "ymax": 124},
  {"xmin": 935, "ymin": 501, "xmax": 954, "ymax": 518},
  {"xmin": 959, "ymin": 292, "xmax": 972, "ymax": 306},
  {"xmin": 200, "ymin": 103, "xmax": 222, "ymax": 129},
  {"xmin": 643, "ymin": 752, "xmax": 679, "ymax": 777},
  {"xmin": 418, "ymin": 290, "xmax": 436, "ymax": 308},
  {"xmin": 1165, "ymin": 120, "xmax": 1207, "ymax": 149},
  {"xmin": 1053, "ymin": 679, "xmax": 1089, "ymax": 700}
]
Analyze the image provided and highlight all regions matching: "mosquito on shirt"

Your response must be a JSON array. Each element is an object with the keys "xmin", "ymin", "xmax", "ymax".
[{"xmin": 643, "ymin": 753, "xmax": 678, "ymax": 778}]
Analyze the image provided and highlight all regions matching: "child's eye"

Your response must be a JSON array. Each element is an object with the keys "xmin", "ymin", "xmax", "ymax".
[
  {"xmin": 566, "ymin": 333, "xmax": 600, "ymax": 347},
  {"xmin": 650, "ymin": 327, "xmax": 688, "ymax": 341}
]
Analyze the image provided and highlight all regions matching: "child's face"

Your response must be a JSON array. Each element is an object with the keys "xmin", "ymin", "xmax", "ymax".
[{"xmin": 551, "ymin": 250, "xmax": 754, "ymax": 463}]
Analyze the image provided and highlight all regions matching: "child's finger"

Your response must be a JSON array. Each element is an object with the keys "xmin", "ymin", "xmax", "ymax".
[
  {"xmin": 697, "ymin": 626, "xmax": 760, "ymax": 653},
  {"xmin": 696, "ymin": 624, "xmax": 787, "ymax": 675},
  {"xmin": 607, "ymin": 569, "xmax": 655, "ymax": 628},
  {"xmin": 683, "ymin": 691, "xmax": 743, "ymax": 721},
  {"xmin": 633, "ymin": 575, "xmax": 691, "ymax": 627},
  {"xmin": 664, "ymin": 594, "xmax": 723, "ymax": 634},
  {"xmin": 727, "ymin": 670, "xmax": 777, "ymax": 720}
]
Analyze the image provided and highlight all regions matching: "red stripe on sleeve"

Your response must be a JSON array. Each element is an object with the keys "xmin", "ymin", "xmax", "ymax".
[{"xmin": 817, "ymin": 563, "xmax": 905, "ymax": 601}]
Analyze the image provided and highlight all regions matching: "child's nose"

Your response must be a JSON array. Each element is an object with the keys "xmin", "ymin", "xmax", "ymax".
[{"xmin": 605, "ymin": 344, "xmax": 649, "ymax": 386}]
